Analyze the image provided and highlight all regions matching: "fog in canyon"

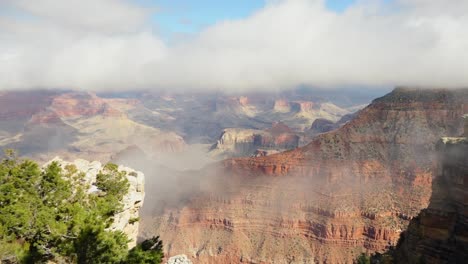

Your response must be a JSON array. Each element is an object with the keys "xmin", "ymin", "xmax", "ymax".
[{"xmin": 1, "ymin": 0, "xmax": 467, "ymax": 263}]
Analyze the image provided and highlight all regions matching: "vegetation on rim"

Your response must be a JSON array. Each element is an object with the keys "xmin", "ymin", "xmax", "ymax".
[{"xmin": 0, "ymin": 150, "xmax": 163, "ymax": 263}]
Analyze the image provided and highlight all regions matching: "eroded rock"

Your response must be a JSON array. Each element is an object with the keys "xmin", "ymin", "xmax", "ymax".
[{"xmin": 44, "ymin": 157, "xmax": 145, "ymax": 248}]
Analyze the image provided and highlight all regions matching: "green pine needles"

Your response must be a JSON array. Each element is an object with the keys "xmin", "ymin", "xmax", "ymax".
[{"xmin": 0, "ymin": 150, "xmax": 163, "ymax": 264}]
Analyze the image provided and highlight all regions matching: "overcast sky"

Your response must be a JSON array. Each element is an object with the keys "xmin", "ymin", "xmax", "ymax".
[{"xmin": 0, "ymin": 0, "xmax": 467, "ymax": 91}]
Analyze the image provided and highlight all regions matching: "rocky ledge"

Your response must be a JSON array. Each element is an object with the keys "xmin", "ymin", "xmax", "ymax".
[
  {"xmin": 392, "ymin": 118, "xmax": 468, "ymax": 263},
  {"xmin": 44, "ymin": 157, "xmax": 145, "ymax": 248},
  {"xmin": 210, "ymin": 122, "xmax": 300, "ymax": 158},
  {"xmin": 167, "ymin": 254, "xmax": 193, "ymax": 264}
]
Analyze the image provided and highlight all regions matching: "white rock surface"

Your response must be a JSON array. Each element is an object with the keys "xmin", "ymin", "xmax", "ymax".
[
  {"xmin": 167, "ymin": 254, "xmax": 193, "ymax": 264},
  {"xmin": 44, "ymin": 157, "xmax": 145, "ymax": 248}
]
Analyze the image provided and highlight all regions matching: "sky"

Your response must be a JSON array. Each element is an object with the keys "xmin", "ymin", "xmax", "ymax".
[
  {"xmin": 0, "ymin": 0, "xmax": 467, "ymax": 92},
  {"xmin": 150, "ymin": 0, "xmax": 357, "ymax": 37}
]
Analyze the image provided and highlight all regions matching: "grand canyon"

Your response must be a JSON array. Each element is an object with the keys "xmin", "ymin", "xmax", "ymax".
[
  {"xmin": 1, "ymin": 87, "xmax": 466, "ymax": 263},
  {"xmin": 139, "ymin": 88, "xmax": 468, "ymax": 263},
  {"xmin": 1, "ymin": 0, "xmax": 467, "ymax": 263}
]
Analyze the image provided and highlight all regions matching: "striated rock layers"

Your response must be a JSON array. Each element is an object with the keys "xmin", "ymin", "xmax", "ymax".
[
  {"xmin": 142, "ymin": 88, "xmax": 468, "ymax": 263},
  {"xmin": 210, "ymin": 122, "xmax": 300, "ymax": 158},
  {"xmin": 392, "ymin": 125, "xmax": 468, "ymax": 263},
  {"xmin": 46, "ymin": 157, "xmax": 145, "ymax": 248},
  {"xmin": 0, "ymin": 91, "xmax": 186, "ymax": 162}
]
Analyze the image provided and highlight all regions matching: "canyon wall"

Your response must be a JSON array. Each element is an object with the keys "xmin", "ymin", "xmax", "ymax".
[
  {"xmin": 392, "ymin": 121, "xmax": 468, "ymax": 263},
  {"xmin": 141, "ymin": 88, "xmax": 468, "ymax": 263},
  {"xmin": 210, "ymin": 122, "xmax": 300, "ymax": 158},
  {"xmin": 0, "ymin": 91, "xmax": 186, "ymax": 163}
]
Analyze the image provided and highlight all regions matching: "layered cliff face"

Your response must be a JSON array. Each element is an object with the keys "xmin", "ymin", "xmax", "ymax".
[
  {"xmin": 0, "ymin": 91, "xmax": 186, "ymax": 162},
  {"xmin": 133, "ymin": 89, "xmax": 363, "ymax": 143},
  {"xmin": 46, "ymin": 157, "xmax": 145, "ymax": 248},
  {"xmin": 141, "ymin": 88, "xmax": 468, "ymax": 263},
  {"xmin": 210, "ymin": 122, "xmax": 300, "ymax": 158},
  {"xmin": 392, "ymin": 131, "xmax": 468, "ymax": 263}
]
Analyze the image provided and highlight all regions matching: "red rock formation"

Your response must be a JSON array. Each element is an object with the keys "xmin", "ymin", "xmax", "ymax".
[
  {"xmin": 273, "ymin": 99, "xmax": 290, "ymax": 112},
  {"xmin": 0, "ymin": 91, "xmax": 57, "ymax": 121},
  {"xmin": 50, "ymin": 92, "xmax": 123, "ymax": 118},
  {"xmin": 392, "ymin": 129, "xmax": 468, "ymax": 263},
  {"xmin": 291, "ymin": 101, "xmax": 315, "ymax": 112},
  {"xmin": 0, "ymin": 91, "xmax": 186, "ymax": 163},
  {"xmin": 266, "ymin": 121, "xmax": 294, "ymax": 135},
  {"xmin": 211, "ymin": 123, "xmax": 300, "ymax": 158},
  {"xmin": 29, "ymin": 111, "xmax": 62, "ymax": 124},
  {"xmin": 142, "ymin": 88, "xmax": 468, "ymax": 263},
  {"xmin": 238, "ymin": 96, "xmax": 250, "ymax": 106}
]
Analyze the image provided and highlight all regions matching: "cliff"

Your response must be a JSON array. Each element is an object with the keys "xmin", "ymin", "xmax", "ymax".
[
  {"xmin": 392, "ymin": 122, "xmax": 468, "ymax": 263},
  {"xmin": 142, "ymin": 88, "xmax": 468, "ymax": 263},
  {"xmin": 210, "ymin": 122, "xmax": 300, "ymax": 158},
  {"xmin": 45, "ymin": 157, "xmax": 145, "ymax": 248},
  {"xmin": 0, "ymin": 91, "xmax": 186, "ymax": 162}
]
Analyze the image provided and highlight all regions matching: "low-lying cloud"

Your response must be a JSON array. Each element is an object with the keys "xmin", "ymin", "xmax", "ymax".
[{"xmin": 1, "ymin": 0, "xmax": 467, "ymax": 91}]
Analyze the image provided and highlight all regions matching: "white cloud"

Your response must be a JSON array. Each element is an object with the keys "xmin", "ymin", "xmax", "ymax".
[
  {"xmin": 0, "ymin": 0, "xmax": 467, "ymax": 91},
  {"xmin": 4, "ymin": 0, "xmax": 149, "ymax": 33}
]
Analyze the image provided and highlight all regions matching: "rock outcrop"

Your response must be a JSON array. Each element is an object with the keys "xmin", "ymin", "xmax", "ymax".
[
  {"xmin": 45, "ymin": 157, "xmax": 145, "ymax": 248},
  {"xmin": 308, "ymin": 113, "xmax": 358, "ymax": 135},
  {"xmin": 210, "ymin": 122, "xmax": 300, "ymax": 158},
  {"xmin": 309, "ymin": 118, "xmax": 336, "ymax": 133},
  {"xmin": 392, "ymin": 117, "xmax": 468, "ymax": 263},
  {"xmin": 167, "ymin": 254, "xmax": 193, "ymax": 264},
  {"xmin": 142, "ymin": 88, "xmax": 468, "ymax": 263}
]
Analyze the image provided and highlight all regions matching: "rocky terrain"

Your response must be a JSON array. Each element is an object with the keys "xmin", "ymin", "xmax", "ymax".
[
  {"xmin": 141, "ymin": 88, "xmax": 468, "ymax": 263},
  {"xmin": 0, "ymin": 91, "xmax": 186, "ymax": 162},
  {"xmin": 391, "ymin": 121, "xmax": 468, "ymax": 264},
  {"xmin": 210, "ymin": 122, "xmax": 303, "ymax": 158},
  {"xmin": 167, "ymin": 254, "xmax": 194, "ymax": 264},
  {"xmin": 308, "ymin": 113, "xmax": 357, "ymax": 136},
  {"xmin": 44, "ymin": 157, "xmax": 145, "ymax": 248},
  {"xmin": 0, "ymin": 88, "xmax": 368, "ymax": 162},
  {"xmin": 128, "ymin": 88, "xmax": 368, "ymax": 143}
]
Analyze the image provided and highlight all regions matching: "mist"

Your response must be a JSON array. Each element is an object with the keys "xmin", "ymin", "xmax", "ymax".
[{"xmin": 1, "ymin": 0, "xmax": 468, "ymax": 91}]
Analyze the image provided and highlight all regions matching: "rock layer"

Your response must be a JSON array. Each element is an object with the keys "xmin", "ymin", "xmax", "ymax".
[
  {"xmin": 210, "ymin": 122, "xmax": 300, "ymax": 158},
  {"xmin": 393, "ymin": 131, "xmax": 468, "ymax": 263},
  {"xmin": 0, "ymin": 91, "xmax": 186, "ymax": 162},
  {"xmin": 142, "ymin": 88, "xmax": 468, "ymax": 263}
]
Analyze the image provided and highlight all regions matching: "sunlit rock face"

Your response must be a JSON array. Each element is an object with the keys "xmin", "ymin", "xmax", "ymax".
[
  {"xmin": 45, "ymin": 157, "xmax": 145, "ymax": 248},
  {"xmin": 393, "ymin": 117, "xmax": 468, "ymax": 264},
  {"xmin": 142, "ymin": 88, "xmax": 468, "ymax": 264},
  {"xmin": 210, "ymin": 122, "xmax": 301, "ymax": 158}
]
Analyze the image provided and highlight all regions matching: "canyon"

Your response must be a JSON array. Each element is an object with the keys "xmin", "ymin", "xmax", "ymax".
[
  {"xmin": 2, "ymin": 87, "xmax": 465, "ymax": 263},
  {"xmin": 0, "ymin": 91, "xmax": 186, "ymax": 162},
  {"xmin": 0, "ymin": 88, "xmax": 361, "ymax": 162},
  {"xmin": 391, "ymin": 122, "xmax": 468, "ymax": 263},
  {"xmin": 140, "ymin": 88, "xmax": 468, "ymax": 263},
  {"xmin": 210, "ymin": 122, "xmax": 302, "ymax": 158}
]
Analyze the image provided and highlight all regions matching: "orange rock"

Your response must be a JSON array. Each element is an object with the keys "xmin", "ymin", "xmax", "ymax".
[{"xmin": 143, "ymin": 88, "xmax": 468, "ymax": 264}]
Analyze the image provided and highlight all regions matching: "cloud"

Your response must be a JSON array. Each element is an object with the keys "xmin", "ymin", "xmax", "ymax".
[
  {"xmin": 3, "ymin": 0, "xmax": 149, "ymax": 33},
  {"xmin": 0, "ymin": 0, "xmax": 467, "ymax": 91}
]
